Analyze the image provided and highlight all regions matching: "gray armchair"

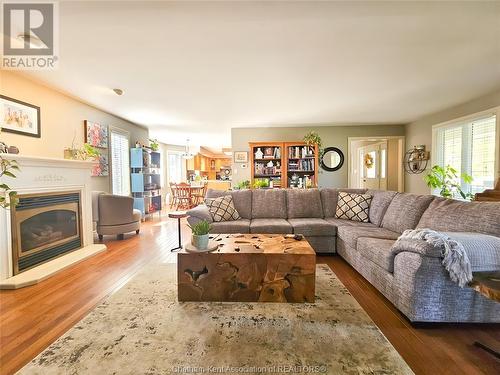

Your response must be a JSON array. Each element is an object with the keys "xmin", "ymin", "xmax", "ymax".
[{"xmin": 92, "ymin": 191, "xmax": 142, "ymax": 240}]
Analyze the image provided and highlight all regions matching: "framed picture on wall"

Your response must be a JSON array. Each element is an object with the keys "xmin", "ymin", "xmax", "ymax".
[
  {"xmin": 85, "ymin": 120, "xmax": 108, "ymax": 148},
  {"xmin": 91, "ymin": 153, "xmax": 109, "ymax": 177},
  {"xmin": 234, "ymin": 151, "xmax": 248, "ymax": 163},
  {"xmin": 0, "ymin": 95, "xmax": 41, "ymax": 138}
]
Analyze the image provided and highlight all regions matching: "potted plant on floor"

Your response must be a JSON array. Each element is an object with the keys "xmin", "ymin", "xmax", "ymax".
[
  {"xmin": 424, "ymin": 165, "xmax": 474, "ymax": 200},
  {"xmin": 188, "ymin": 220, "xmax": 211, "ymax": 250}
]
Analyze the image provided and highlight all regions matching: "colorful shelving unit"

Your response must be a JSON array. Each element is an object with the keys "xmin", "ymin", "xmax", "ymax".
[{"xmin": 130, "ymin": 147, "xmax": 162, "ymax": 217}]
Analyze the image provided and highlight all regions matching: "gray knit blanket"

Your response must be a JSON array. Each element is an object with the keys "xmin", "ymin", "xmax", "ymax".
[{"xmin": 394, "ymin": 229, "xmax": 500, "ymax": 287}]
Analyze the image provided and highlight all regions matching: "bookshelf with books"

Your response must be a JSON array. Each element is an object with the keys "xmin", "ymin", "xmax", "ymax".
[
  {"xmin": 249, "ymin": 142, "xmax": 285, "ymax": 189},
  {"xmin": 285, "ymin": 142, "xmax": 319, "ymax": 188}
]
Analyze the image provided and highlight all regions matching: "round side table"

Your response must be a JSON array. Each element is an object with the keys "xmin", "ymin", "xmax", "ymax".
[{"xmin": 168, "ymin": 211, "xmax": 187, "ymax": 252}]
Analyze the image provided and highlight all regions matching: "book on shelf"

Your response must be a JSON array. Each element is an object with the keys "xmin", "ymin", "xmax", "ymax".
[
  {"xmin": 288, "ymin": 158, "xmax": 314, "ymax": 172},
  {"xmin": 288, "ymin": 145, "xmax": 315, "ymax": 159}
]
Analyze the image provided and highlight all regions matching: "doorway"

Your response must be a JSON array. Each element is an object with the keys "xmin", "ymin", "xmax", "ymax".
[{"xmin": 348, "ymin": 136, "xmax": 405, "ymax": 191}]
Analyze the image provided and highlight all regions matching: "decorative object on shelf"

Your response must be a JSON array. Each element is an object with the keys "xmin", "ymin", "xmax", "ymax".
[
  {"xmin": 424, "ymin": 165, "xmax": 473, "ymax": 201},
  {"xmin": 254, "ymin": 148, "xmax": 263, "ymax": 159},
  {"xmin": 320, "ymin": 147, "xmax": 344, "ymax": 172},
  {"xmin": 264, "ymin": 147, "xmax": 274, "ymax": 158},
  {"xmin": 91, "ymin": 154, "xmax": 109, "ymax": 177},
  {"xmin": 0, "ymin": 142, "xmax": 8, "ymax": 153},
  {"xmin": 0, "ymin": 154, "xmax": 19, "ymax": 208},
  {"xmin": 149, "ymin": 138, "xmax": 159, "ymax": 151},
  {"xmin": 364, "ymin": 153, "xmax": 374, "ymax": 169},
  {"xmin": 0, "ymin": 95, "xmax": 41, "ymax": 138},
  {"xmin": 84, "ymin": 120, "xmax": 108, "ymax": 148},
  {"xmin": 234, "ymin": 151, "xmax": 248, "ymax": 163},
  {"xmin": 188, "ymin": 220, "xmax": 212, "ymax": 250},
  {"xmin": 7, "ymin": 146, "xmax": 19, "ymax": 154},
  {"xmin": 135, "ymin": 141, "xmax": 141, "ymax": 148},
  {"xmin": 64, "ymin": 142, "xmax": 100, "ymax": 161},
  {"xmin": 404, "ymin": 145, "xmax": 430, "ymax": 174}
]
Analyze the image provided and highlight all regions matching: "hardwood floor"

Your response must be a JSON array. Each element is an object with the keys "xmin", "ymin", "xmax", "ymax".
[{"xmin": 1, "ymin": 215, "xmax": 499, "ymax": 375}]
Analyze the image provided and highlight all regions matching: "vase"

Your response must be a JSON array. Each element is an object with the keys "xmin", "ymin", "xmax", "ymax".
[
  {"xmin": 191, "ymin": 234, "xmax": 209, "ymax": 250},
  {"xmin": 255, "ymin": 148, "xmax": 263, "ymax": 159}
]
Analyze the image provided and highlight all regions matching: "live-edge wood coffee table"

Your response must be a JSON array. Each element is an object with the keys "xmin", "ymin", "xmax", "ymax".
[{"xmin": 177, "ymin": 234, "xmax": 316, "ymax": 303}]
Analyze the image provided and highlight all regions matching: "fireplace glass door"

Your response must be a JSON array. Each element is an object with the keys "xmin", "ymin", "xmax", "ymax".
[{"xmin": 11, "ymin": 192, "xmax": 82, "ymax": 274}]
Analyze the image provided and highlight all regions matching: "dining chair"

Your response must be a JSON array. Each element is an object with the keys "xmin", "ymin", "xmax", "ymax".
[
  {"xmin": 192, "ymin": 182, "xmax": 208, "ymax": 205},
  {"xmin": 175, "ymin": 182, "xmax": 194, "ymax": 210},
  {"xmin": 169, "ymin": 182, "xmax": 178, "ymax": 208}
]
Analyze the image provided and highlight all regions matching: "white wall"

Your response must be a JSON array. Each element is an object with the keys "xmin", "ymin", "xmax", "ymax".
[
  {"xmin": 0, "ymin": 71, "xmax": 149, "ymax": 193},
  {"xmin": 405, "ymin": 88, "xmax": 500, "ymax": 194}
]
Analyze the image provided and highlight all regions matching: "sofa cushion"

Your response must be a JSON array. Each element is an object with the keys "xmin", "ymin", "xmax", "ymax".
[
  {"xmin": 210, "ymin": 219, "xmax": 250, "ymax": 234},
  {"xmin": 287, "ymin": 218, "xmax": 337, "ymax": 236},
  {"xmin": 252, "ymin": 189, "xmax": 287, "ymax": 219},
  {"xmin": 320, "ymin": 188, "xmax": 367, "ymax": 217},
  {"xmin": 337, "ymin": 226, "xmax": 400, "ymax": 249},
  {"xmin": 381, "ymin": 193, "xmax": 434, "ymax": 233},
  {"xmin": 206, "ymin": 189, "xmax": 252, "ymax": 219},
  {"xmin": 325, "ymin": 217, "xmax": 377, "ymax": 228},
  {"xmin": 335, "ymin": 192, "xmax": 372, "ymax": 222},
  {"xmin": 205, "ymin": 195, "xmax": 241, "ymax": 222},
  {"xmin": 286, "ymin": 189, "xmax": 323, "ymax": 218},
  {"xmin": 250, "ymin": 218, "xmax": 293, "ymax": 234},
  {"xmin": 357, "ymin": 237, "xmax": 397, "ymax": 273},
  {"xmin": 366, "ymin": 190, "xmax": 398, "ymax": 226},
  {"xmin": 417, "ymin": 198, "xmax": 500, "ymax": 237}
]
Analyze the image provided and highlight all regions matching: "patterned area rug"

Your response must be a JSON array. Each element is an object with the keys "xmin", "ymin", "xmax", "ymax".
[{"xmin": 20, "ymin": 262, "xmax": 413, "ymax": 374}]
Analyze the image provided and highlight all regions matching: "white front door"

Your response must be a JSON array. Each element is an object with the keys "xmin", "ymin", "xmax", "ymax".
[{"xmin": 359, "ymin": 142, "xmax": 387, "ymax": 190}]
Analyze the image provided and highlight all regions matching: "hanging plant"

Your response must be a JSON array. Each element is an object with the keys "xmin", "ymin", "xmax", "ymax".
[{"xmin": 364, "ymin": 153, "xmax": 374, "ymax": 169}]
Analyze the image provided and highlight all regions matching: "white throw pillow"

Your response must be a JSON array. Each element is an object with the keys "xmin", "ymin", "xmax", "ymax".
[
  {"xmin": 205, "ymin": 195, "xmax": 241, "ymax": 222},
  {"xmin": 335, "ymin": 192, "xmax": 372, "ymax": 222}
]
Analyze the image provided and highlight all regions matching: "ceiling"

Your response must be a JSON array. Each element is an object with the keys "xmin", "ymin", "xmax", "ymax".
[{"xmin": 17, "ymin": 1, "xmax": 500, "ymax": 149}]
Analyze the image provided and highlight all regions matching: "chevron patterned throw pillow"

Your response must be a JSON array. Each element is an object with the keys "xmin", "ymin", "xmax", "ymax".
[
  {"xmin": 335, "ymin": 192, "xmax": 372, "ymax": 222},
  {"xmin": 205, "ymin": 195, "xmax": 241, "ymax": 222}
]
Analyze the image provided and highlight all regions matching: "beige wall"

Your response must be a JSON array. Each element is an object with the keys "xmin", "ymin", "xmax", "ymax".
[
  {"xmin": 231, "ymin": 125, "xmax": 406, "ymax": 188},
  {"xmin": 0, "ymin": 71, "xmax": 149, "ymax": 192},
  {"xmin": 405, "ymin": 88, "xmax": 500, "ymax": 194}
]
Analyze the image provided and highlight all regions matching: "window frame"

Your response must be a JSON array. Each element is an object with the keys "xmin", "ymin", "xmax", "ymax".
[
  {"xmin": 431, "ymin": 106, "xmax": 500, "ymax": 195},
  {"xmin": 109, "ymin": 127, "xmax": 131, "ymax": 196},
  {"xmin": 166, "ymin": 150, "xmax": 185, "ymax": 184}
]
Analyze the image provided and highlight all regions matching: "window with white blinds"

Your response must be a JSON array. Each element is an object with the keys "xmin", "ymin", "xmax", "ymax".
[
  {"xmin": 435, "ymin": 115, "xmax": 497, "ymax": 195},
  {"xmin": 167, "ymin": 152, "xmax": 183, "ymax": 183},
  {"xmin": 110, "ymin": 130, "xmax": 130, "ymax": 196}
]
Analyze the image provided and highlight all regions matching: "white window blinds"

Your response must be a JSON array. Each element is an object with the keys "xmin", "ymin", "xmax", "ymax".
[
  {"xmin": 435, "ymin": 115, "xmax": 496, "ymax": 196},
  {"xmin": 110, "ymin": 130, "xmax": 130, "ymax": 196}
]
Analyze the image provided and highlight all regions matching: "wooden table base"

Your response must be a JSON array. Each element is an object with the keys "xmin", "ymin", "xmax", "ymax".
[{"xmin": 177, "ymin": 234, "xmax": 316, "ymax": 303}]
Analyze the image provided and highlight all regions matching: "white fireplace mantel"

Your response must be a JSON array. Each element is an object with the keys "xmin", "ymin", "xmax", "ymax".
[{"xmin": 0, "ymin": 154, "xmax": 106, "ymax": 288}]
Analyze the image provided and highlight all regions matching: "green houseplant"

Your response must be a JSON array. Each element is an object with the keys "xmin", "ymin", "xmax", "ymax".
[
  {"xmin": 303, "ymin": 130, "xmax": 324, "ymax": 162},
  {"xmin": 149, "ymin": 138, "xmax": 159, "ymax": 151},
  {"xmin": 0, "ymin": 155, "xmax": 19, "ymax": 209},
  {"xmin": 234, "ymin": 180, "xmax": 250, "ymax": 190},
  {"xmin": 424, "ymin": 165, "xmax": 474, "ymax": 201},
  {"xmin": 188, "ymin": 220, "xmax": 212, "ymax": 250},
  {"xmin": 253, "ymin": 178, "xmax": 269, "ymax": 189}
]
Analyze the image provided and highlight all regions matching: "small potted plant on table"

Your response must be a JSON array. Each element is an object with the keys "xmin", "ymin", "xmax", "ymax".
[{"xmin": 188, "ymin": 220, "xmax": 211, "ymax": 250}]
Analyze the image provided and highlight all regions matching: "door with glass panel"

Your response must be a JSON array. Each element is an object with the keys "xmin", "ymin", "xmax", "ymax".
[{"xmin": 359, "ymin": 142, "xmax": 388, "ymax": 190}]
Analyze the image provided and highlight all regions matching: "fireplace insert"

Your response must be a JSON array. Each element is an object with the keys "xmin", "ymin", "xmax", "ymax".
[{"xmin": 10, "ymin": 192, "xmax": 82, "ymax": 274}]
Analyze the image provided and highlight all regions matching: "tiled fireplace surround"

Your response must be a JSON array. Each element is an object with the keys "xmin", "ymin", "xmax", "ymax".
[{"xmin": 0, "ymin": 155, "xmax": 106, "ymax": 288}]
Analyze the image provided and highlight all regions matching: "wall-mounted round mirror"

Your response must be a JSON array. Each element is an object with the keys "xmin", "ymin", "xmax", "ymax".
[{"xmin": 321, "ymin": 147, "xmax": 344, "ymax": 172}]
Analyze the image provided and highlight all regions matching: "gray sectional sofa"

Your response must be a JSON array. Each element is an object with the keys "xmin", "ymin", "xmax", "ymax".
[{"xmin": 187, "ymin": 188, "xmax": 500, "ymax": 323}]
